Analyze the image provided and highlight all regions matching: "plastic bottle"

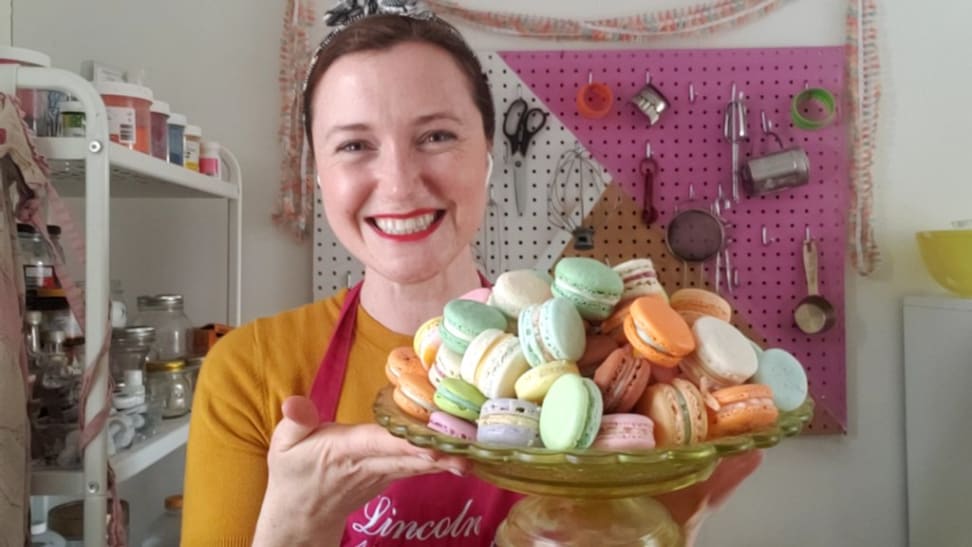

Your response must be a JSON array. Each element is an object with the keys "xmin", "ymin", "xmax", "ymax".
[{"xmin": 141, "ymin": 495, "xmax": 182, "ymax": 547}]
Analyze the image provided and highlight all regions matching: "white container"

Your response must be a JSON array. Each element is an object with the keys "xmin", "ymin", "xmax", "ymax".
[
  {"xmin": 141, "ymin": 495, "xmax": 182, "ymax": 547},
  {"xmin": 200, "ymin": 140, "xmax": 221, "ymax": 177}
]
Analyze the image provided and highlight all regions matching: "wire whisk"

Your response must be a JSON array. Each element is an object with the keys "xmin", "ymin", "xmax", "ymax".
[{"xmin": 547, "ymin": 144, "xmax": 609, "ymax": 250}]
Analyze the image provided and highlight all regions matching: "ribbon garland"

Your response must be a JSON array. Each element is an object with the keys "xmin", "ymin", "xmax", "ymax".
[
  {"xmin": 423, "ymin": 0, "xmax": 792, "ymax": 41},
  {"xmin": 846, "ymin": 0, "xmax": 880, "ymax": 275}
]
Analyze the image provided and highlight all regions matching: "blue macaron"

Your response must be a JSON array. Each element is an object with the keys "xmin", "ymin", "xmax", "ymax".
[
  {"xmin": 751, "ymin": 348, "xmax": 809, "ymax": 412},
  {"xmin": 518, "ymin": 297, "xmax": 586, "ymax": 367}
]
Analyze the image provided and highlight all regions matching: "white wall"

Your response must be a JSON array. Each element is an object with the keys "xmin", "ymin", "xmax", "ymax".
[{"xmin": 16, "ymin": 0, "xmax": 972, "ymax": 545}]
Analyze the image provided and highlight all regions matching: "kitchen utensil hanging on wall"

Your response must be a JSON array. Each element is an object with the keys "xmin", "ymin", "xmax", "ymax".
[
  {"xmin": 741, "ymin": 111, "xmax": 810, "ymax": 197},
  {"xmin": 665, "ymin": 185, "xmax": 728, "ymax": 289},
  {"xmin": 794, "ymin": 228, "xmax": 836, "ymax": 334},
  {"xmin": 577, "ymin": 71, "xmax": 614, "ymax": 120},
  {"xmin": 640, "ymin": 141, "xmax": 659, "ymax": 226},
  {"xmin": 547, "ymin": 144, "xmax": 609, "ymax": 250},
  {"xmin": 503, "ymin": 86, "xmax": 549, "ymax": 217},
  {"xmin": 722, "ymin": 83, "xmax": 749, "ymax": 204},
  {"xmin": 631, "ymin": 70, "xmax": 669, "ymax": 126}
]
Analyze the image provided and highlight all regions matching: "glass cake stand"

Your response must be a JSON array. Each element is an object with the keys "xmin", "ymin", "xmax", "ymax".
[{"xmin": 374, "ymin": 385, "xmax": 813, "ymax": 546}]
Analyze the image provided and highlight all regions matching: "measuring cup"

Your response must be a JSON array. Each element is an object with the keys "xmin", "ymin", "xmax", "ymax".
[{"xmin": 794, "ymin": 238, "xmax": 836, "ymax": 334}]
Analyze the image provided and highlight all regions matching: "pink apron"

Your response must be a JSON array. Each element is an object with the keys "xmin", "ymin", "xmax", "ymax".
[{"xmin": 309, "ymin": 280, "xmax": 522, "ymax": 546}]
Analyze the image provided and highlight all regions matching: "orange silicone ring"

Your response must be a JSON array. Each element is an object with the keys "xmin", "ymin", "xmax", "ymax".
[{"xmin": 576, "ymin": 82, "xmax": 614, "ymax": 119}]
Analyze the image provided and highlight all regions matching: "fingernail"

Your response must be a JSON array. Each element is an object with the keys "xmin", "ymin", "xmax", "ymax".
[
  {"xmin": 418, "ymin": 453, "xmax": 435, "ymax": 462},
  {"xmin": 448, "ymin": 467, "xmax": 464, "ymax": 477}
]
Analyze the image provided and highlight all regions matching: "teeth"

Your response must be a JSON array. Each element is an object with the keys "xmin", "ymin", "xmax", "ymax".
[{"xmin": 373, "ymin": 213, "xmax": 436, "ymax": 235}]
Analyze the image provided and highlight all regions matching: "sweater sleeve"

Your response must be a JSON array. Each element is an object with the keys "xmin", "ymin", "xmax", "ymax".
[{"xmin": 181, "ymin": 322, "xmax": 272, "ymax": 546}]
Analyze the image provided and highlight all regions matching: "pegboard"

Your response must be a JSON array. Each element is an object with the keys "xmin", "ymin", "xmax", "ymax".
[
  {"xmin": 503, "ymin": 47, "xmax": 847, "ymax": 434},
  {"xmin": 313, "ymin": 46, "xmax": 848, "ymax": 434}
]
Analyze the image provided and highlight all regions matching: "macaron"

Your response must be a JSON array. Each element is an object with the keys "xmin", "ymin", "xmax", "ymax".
[
  {"xmin": 670, "ymin": 288, "xmax": 732, "ymax": 326},
  {"xmin": 428, "ymin": 345, "xmax": 463, "ymax": 387},
  {"xmin": 385, "ymin": 346, "xmax": 425, "ymax": 386},
  {"xmin": 751, "ymin": 348, "xmax": 809, "ymax": 412},
  {"xmin": 577, "ymin": 333, "xmax": 619, "ymax": 377},
  {"xmin": 412, "ymin": 316, "xmax": 443, "ymax": 369},
  {"xmin": 392, "ymin": 372, "xmax": 437, "ymax": 422},
  {"xmin": 623, "ymin": 296, "xmax": 695, "ymax": 368},
  {"xmin": 600, "ymin": 301, "xmax": 634, "ymax": 346},
  {"xmin": 636, "ymin": 378, "xmax": 708, "ymax": 447},
  {"xmin": 439, "ymin": 299, "xmax": 508, "ymax": 355},
  {"xmin": 477, "ymin": 398, "xmax": 542, "ymax": 447},
  {"xmin": 459, "ymin": 287, "xmax": 492, "ymax": 304},
  {"xmin": 593, "ymin": 345, "xmax": 652, "ymax": 413},
  {"xmin": 517, "ymin": 297, "xmax": 586, "ymax": 368},
  {"xmin": 707, "ymin": 383, "xmax": 779, "ymax": 438},
  {"xmin": 551, "ymin": 257, "xmax": 624, "ymax": 321},
  {"xmin": 434, "ymin": 377, "xmax": 487, "ymax": 422},
  {"xmin": 678, "ymin": 316, "xmax": 758, "ymax": 391},
  {"xmin": 459, "ymin": 328, "xmax": 530, "ymax": 398},
  {"xmin": 591, "ymin": 414, "xmax": 656, "ymax": 451},
  {"xmin": 539, "ymin": 375, "xmax": 604, "ymax": 450},
  {"xmin": 612, "ymin": 258, "xmax": 667, "ymax": 303},
  {"xmin": 427, "ymin": 410, "xmax": 478, "ymax": 441},
  {"xmin": 514, "ymin": 359, "xmax": 580, "ymax": 403},
  {"xmin": 488, "ymin": 269, "xmax": 553, "ymax": 321}
]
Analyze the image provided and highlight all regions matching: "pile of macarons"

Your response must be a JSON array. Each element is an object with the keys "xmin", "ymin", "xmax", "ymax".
[{"xmin": 386, "ymin": 256, "xmax": 809, "ymax": 452}]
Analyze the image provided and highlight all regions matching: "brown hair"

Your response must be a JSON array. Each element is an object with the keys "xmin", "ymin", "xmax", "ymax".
[{"xmin": 302, "ymin": 14, "xmax": 494, "ymax": 151}]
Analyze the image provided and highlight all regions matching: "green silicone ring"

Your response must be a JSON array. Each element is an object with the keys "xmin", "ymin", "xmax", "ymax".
[{"xmin": 791, "ymin": 88, "xmax": 836, "ymax": 130}]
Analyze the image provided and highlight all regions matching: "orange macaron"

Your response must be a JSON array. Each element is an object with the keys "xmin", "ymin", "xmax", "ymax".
[
  {"xmin": 385, "ymin": 346, "xmax": 426, "ymax": 386},
  {"xmin": 670, "ymin": 288, "xmax": 732, "ymax": 327},
  {"xmin": 392, "ymin": 372, "xmax": 437, "ymax": 422},
  {"xmin": 706, "ymin": 383, "xmax": 779, "ymax": 438},
  {"xmin": 623, "ymin": 296, "xmax": 695, "ymax": 367},
  {"xmin": 636, "ymin": 378, "xmax": 708, "ymax": 447}
]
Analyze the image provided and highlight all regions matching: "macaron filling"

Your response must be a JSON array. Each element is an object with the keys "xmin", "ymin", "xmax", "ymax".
[
  {"xmin": 400, "ymin": 385, "xmax": 436, "ymax": 413},
  {"xmin": 552, "ymin": 279, "xmax": 619, "ymax": 307},
  {"xmin": 672, "ymin": 387, "xmax": 694, "ymax": 445},
  {"xmin": 633, "ymin": 322, "xmax": 676, "ymax": 359}
]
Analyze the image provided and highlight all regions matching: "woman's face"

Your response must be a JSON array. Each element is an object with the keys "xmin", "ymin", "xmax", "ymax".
[{"xmin": 311, "ymin": 41, "xmax": 490, "ymax": 284}]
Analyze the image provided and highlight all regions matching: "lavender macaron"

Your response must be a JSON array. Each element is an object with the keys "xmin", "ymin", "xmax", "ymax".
[{"xmin": 476, "ymin": 398, "xmax": 542, "ymax": 447}]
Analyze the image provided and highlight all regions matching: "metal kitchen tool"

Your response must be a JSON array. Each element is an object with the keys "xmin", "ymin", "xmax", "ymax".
[
  {"xmin": 631, "ymin": 71, "xmax": 669, "ymax": 126},
  {"xmin": 794, "ymin": 231, "xmax": 836, "ymax": 334},
  {"xmin": 666, "ymin": 191, "xmax": 727, "ymax": 288},
  {"xmin": 640, "ymin": 142, "xmax": 659, "ymax": 226},
  {"xmin": 741, "ymin": 111, "xmax": 810, "ymax": 196},
  {"xmin": 503, "ymin": 96, "xmax": 548, "ymax": 216},
  {"xmin": 547, "ymin": 145, "xmax": 608, "ymax": 250},
  {"xmin": 722, "ymin": 84, "xmax": 749, "ymax": 203}
]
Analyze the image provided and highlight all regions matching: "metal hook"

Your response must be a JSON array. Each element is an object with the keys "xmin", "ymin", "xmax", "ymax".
[
  {"xmin": 761, "ymin": 111, "xmax": 770, "ymax": 134},
  {"xmin": 688, "ymin": 83, "xmax": 696, "ymax": 104},
  {"xmin": 588, "ymin": 71, "xmax": 593, "ymax": 84},
  {"xmin": 762, "ymin": 225, "xmax": 771, "ymax": 246},
  {"xmin": 688, "ymin": 183, "xmax": 696, "ymax": 200},
  {"xmin": 805, "ymin": 226, "xmax": 812, "ymax": 242},
  {"xmin": 733, "ymin": 269, "xmax": 740, "ymax": 287},
  {"xmin": 645, "ymin": 71, "xmax": 651, "ymax": 85},
  {"xmin": 645, "ymin": 141, "xmax": 652, "ymax": 159},
  {"xmin": 346, "ymin": 271, "xmax": 353, "ymax": 288},
  {"xmin": 517, "ymin": 83, "xmax": 522, "ymax": 98}
]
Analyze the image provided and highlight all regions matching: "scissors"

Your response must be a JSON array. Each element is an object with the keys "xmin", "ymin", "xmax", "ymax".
[
  {"xmin": 502, "ymin": 97, "xmax": 548, "ymax": 216},
  {"xmin": 640, "ymin": 142, "xmax": 659, "ymax": 226}
]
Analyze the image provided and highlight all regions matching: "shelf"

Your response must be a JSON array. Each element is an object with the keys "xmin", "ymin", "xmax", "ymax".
[
  {"xmin": 904, "ymin": 294, "xmax": 972, "ymax": 311},
  {"xmin": 36, "ymin": 138, "xmax": 240, "ymax": 200},
  {"xmin": 31, "ymin": 413, "xmax": 191, "ymax": 496}
]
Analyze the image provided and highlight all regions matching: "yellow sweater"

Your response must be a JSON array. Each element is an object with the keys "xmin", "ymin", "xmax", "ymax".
[{"xmin": 182, "ymin": 290, "xmax": 412, "ymax": 546}]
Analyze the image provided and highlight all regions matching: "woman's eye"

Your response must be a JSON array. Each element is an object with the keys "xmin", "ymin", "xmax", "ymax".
[
  {"xmin": 337, "ymin": 141, "xmax": 366, "ymax": 153},
  {"xmin": 422, "ymin": 130, "xmax": 456, "ymax": 144}
]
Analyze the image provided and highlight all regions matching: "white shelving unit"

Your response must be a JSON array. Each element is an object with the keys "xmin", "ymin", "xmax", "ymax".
[{"xmin": 6, "ymin": 65, "xmax": 243, "ymax": 545}]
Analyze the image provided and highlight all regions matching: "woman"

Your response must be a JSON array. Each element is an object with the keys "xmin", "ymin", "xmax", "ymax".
[{"xmin": 183, "ymin": 11, "xmax": 758, "ymax": 546}]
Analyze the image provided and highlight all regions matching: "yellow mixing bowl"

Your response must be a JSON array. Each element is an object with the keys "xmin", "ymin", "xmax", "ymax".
[{"xmin": 916, "ymin": 230, "xmax": 972, "ymax": 297}]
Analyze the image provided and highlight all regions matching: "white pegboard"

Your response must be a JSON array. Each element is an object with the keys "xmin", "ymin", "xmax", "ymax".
[{"xmin": 313, "ymin": 52, "xmax": 609, "ymax": 299}]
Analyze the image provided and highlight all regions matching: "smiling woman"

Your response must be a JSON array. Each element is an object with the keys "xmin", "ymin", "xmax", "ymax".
[{"xmin": 181, "ymin": 10, "xmax": 521, "ymax": 547}]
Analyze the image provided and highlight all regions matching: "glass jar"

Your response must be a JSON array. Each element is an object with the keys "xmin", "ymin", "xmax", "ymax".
[
  {"xmin": 109, "ymin": 326, "xmax": 154, "ymax": 384},
  {"xmin": 134, "ymin": 294, "xmax": 193, "ymax": 361},
  {"xmin": 17, "ymin": 223, "xmax": 58, "ymax": 293},
  {"xmin": 146, "ymin": 359, "xmax": 192, "ymax": 418}
]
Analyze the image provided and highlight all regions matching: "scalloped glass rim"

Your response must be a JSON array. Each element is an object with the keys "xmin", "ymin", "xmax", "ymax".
[{"xmin": 374, "ymin": 385, "xmax": 814, "ymax": 464}]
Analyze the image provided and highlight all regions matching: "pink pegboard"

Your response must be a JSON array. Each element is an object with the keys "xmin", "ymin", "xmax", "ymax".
[{"xmin": 502, "ymin": 47, "xmax": 848, "ymax": 434}]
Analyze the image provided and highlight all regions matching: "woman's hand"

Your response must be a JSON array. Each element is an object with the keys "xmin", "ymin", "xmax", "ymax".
[
  {"xmin": 656, "ymin": 450, "xmax": 763, "ymax": 546},
  {"xmin": 252, "ymin": 395, "xmax": 470, "ymax": 547}
]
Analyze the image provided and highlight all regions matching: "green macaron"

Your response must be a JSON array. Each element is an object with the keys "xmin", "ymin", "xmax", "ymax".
[
  {"xmin": 538, "ymin": 375, "xmax": 603, "ymax": 450},
  {"xmin": 434, "ymin": 377, "xmax": 487, "ymax": 422},
  {"xmin": 551, "ymin": 257, "xmax": 624, "ymax": 321},
  {"xmin": 439, "ymin": 299, "xmax": 508, "ymax": 355}
]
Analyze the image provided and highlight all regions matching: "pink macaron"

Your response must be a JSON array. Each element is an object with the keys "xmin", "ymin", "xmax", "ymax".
[
  {"xmin": 591, "ymin": 414, "xmax": 656, "ymax": 451},
  {"xmin": 459, "ymin": 287, "xmax": 492, "ymax": 304},
  {"xmin": 427, "ymin": 410, "xmax": 478, "ymax": 441}
]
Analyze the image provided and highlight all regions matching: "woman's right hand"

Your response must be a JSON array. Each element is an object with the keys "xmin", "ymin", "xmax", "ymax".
[{"xmin": 252, "ymin": 395, "xmax": 470, "ymax": 547}]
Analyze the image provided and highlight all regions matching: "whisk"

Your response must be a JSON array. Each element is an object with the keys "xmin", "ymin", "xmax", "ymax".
[{"xmin": 547, "ymin": 144, "xmax": 609, "ymax": 250}]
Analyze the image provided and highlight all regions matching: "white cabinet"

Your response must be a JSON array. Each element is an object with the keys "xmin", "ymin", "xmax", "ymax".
[
  {"xmin": 903, "ymin": 296, "xmax": 972, "ymax": 547},
  {"xmin": 7, "ymin": 65, "xmax": 242, "ymax": 546}
]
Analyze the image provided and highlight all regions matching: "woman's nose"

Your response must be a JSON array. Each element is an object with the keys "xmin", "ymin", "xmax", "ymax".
[{"xmin": 376, "ymin": 145, "xmax": 421, "ymax": 197}]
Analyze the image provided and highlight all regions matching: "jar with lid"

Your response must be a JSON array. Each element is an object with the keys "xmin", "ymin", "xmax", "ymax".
[
  {"xmin": 0, "ymin": 46, "xmax": 54, "ymax": 136},
  {"xmin": 183, "ymin": 124, "xmax": 202, "ymax": 171},
  {"xmin": 146, "ymin": 359, "xmax": 193, "ymax": 418},
  {"xmin": 167, "ymin": 112, "xmax": 187, "ymax": 166},
  {"xmin": 133, "ymin": 294, "xmax": 193, "ymax": 361},
  {"xmin": 110, "ymin": 326, "xmax": 155, "ymax": 384},
  {"xmin": 149, "ymin": 100, "xmax": 170, "ymax": 161},
  {"xmin": 141, "ymin": 495, "xmax": 182, "ymax": 547},
  {"xmin": 58, "ymin": 100, "xmax": 86, "ymax": 137},
  {"xmin": 16, "ymin": 223, "xmax": 62, "ymax": 294},
  {"xmin": 200, "ymin": 140, "xmax": 221, "ymax": 177}
]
